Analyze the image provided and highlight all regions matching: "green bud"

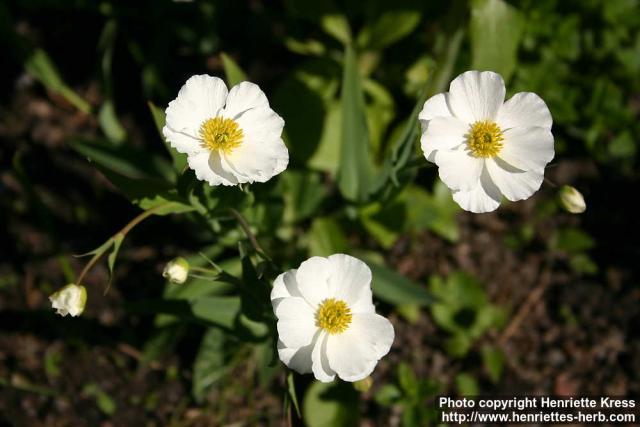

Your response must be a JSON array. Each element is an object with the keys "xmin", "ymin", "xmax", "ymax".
[{"xmin": 353, "ymin": 376, "xmax": 373, "ymax": 393}]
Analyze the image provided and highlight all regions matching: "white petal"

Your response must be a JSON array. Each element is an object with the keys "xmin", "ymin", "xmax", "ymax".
[
  {"xmin": 327, "ymin": 254, "xmax": 372, "ymax": 308},
  {"xmin": 350, "ymin": 286, "xmax": 375, "ymax": 314},
  {"xmin": 223, "ymin": 136, "xmax": 288, "ymax": 184},
  {"xmin": 486, "ymin": 157, "xmax": 544, "ymax": 202},
  {"xmin": 497, "ymin": 92, "xmax": 552, "ymax": 130},
  {"xmin": 311, "ymin": 331, "xmax": 336, "ymax": 382},
  {"xmin": 294, "ymin": 257, "xmax": 332, "ymax": 307},
  {"xmin": 434, "ymin": 148, "xmax": 484, "ymax": 191},
  {"xmin": 277, "ymin": 339, "xmax": 313, "ymax": 374},
  {"xmin": 452, "ymin": 166, "xmax": 502, "ymax": 213},
  {"xmin": 325, "ymin": 313, "xmax": 393, "ymax": 382},
  {"xmin": 275, "ymin": 297, "xmax": 317, "ymax": 348},
  {"xmin": 448, "ymin": 71, "xmax": 505, "ymax": 123},
  {"xmin": 271, "ymin": 269, "xmax": 301, "ymax": 301},
  {"xmin": 418, "ymin": 93, "xmax": 452, "ymax": 124},
  {"xmin": 187, "ymin": 151, "xmax": 238, "ymax": 186},
  {"xmin": 420, "ymin": 116, "xmax": 469, "ymax": 160},
  {"xmin": 236, "ymin": 107, "xmax": 285, "ymax": 142},
  {"xmin": 498, "ymin": 126, "xmax": 554, "ymax": 172},
  {"xmin": 162, "ymin": 126, "xmax": 202, "ymax": 155},
  {"xmin": 222, "ymin": 81, "xmax": 269, "ymax": 119},
  {"xmin": 165, "ymin": 75, "xmax": 228, "ymax": 135}
]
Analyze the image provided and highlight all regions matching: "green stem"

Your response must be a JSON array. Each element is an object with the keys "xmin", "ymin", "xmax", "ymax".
[
  {"xmin": 76, "ymin": 202, "xmax": 177, "ymax": 286},
  {"xmin": 228, "ymin": 208, "xmax": 272, "ymax": 262}
]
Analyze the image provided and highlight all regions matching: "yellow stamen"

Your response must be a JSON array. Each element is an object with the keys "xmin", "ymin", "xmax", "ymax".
[
  {"xmin": 315, "ymin": 298, "xmax": 352, "ymax": 335},
  {"xmin": 199, "ymin": 116, "xmax": 243, "ymax": 154},
  {"xmin": 467, "ymin": 120, "xmax": 504, "ymax": 158}
]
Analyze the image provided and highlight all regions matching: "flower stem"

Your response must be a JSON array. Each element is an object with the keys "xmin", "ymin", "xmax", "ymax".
[
  {"xmin": 76, "ymin": 202, "xmax": 177, "ymax": 286},
  {"xmin": 228, "ymin": 207, "xmax": 272, "ymax": 262},
  {"xmin": 544, "ymin": 177, "xmax": 558, "ymax": 188}
]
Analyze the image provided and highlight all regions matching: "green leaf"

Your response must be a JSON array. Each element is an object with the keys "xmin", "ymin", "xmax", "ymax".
[
  {"xmin": 98, "ymin": 100, "xmax": 126, "ymax": 144},
  {"xmin": 105, "ymin": 233, "xmax": 124, "ymax": 291},
  {"xmin": 358, "ymin": 10, "xmax": 421, "ymax": 50},
  {"xmin": 281, "ymin": 170, "xmax": 327, "ymax": 223},
  {"xmin": 287, "ymin": 372, "xmax": 301, "ymax": 418},
  {"xmin": 303, "ymin": 381, "xmax": 359, "ymax": 427},
  {"xmin": 126, "ymin": 297, "xmax": 240, "ymax": 329},
  {"xmin": 455, "ymin": 373, "xmax": 479, "ymax": 396},
  {"xmin": 551, "ymin": 228, "xmax": 595, "ymax": 253},
  {"xmin": 308, "ymin": 217, "xmax": 349, "ymax": 257},
  {"xmin": 367, "ymin": 261, "xmax": 434, "ymax": 306},
  {"xmin": 221, "ymin": 52, "xmax": 248, "ymax": 86},
  {"xmin": 321, "ymin": 14, "xmax": 351, "ymax": 45},
  {"xmin": 470, "ymin": 0, "xmax": 524, "ymax": 81},
  {"xmin": 374, "ymin": 384, "xmax": 402, "ymax": 407},
  {"xmin": 481, "ymin": 345, "xmax": 504, "ymax": 382},
  {"xmin": 338, "ymin": 45, "xmax": 376, "ymax": 202},
  {"xmin": 308, "ymin": 100, "xmax": 342, "ymax": 174},
  {"xmin": 403, "ymin": 183, "xmax": 460, "ymax": 242},
  {"xmin": 285, "ymin": 37, "xmax": 326, "ymax": 56},
  {"xmin": 136, "ymin": 195, "xmax": 195, "ymax": 215},
  {"xmin": 192, "ymin": 328, "xmax": 227, "ymax": 403},
  {"xmin": 190, "ymin": 296, "xmax": 241, "ymax": 329},
  {"xmin": 148, "ymin": 101, "xmax": 187, "ymax": 172},
  {"xmin": 82, "ymin": 383, "xmax": 117, "ymax": 415},
  {"xmin": 25, "ymin": 48, "xmax": 91, "ymax": 113},
  {"xmin": 359, "ymin": 201, "xmax": 404, "ymax": 249},
  {"xmin": 71, "ymin": 137, "xmax": 173, "ymax": 181}
]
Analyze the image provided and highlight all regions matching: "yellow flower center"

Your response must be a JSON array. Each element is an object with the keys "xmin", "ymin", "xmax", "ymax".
[
  {"xmin": 467, "ymin": 120, "xmax": 504, "ymax": 158},
  {"xmin": 315, "ymin": 298, "xmax": 352, "ymax": 335},
  {"xmin": 199, "ymin": 116, "xmax": 243, "ymax": 154}
]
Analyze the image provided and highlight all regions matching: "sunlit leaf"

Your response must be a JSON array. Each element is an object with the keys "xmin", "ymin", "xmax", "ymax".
[
  {"xmin": 221, "ymin": 52, "xmax": 248, "ymax": 86},
  {"xmin": 192, "ymin": 328, "xmax": 227, "ymax": 403},
  {"xmin": 470, "ymin": 0, "xmax": 524, "ymax": 81},
  {"xmin": 338, "ymin": 45, "xmax": 376, "ymax": 202}
]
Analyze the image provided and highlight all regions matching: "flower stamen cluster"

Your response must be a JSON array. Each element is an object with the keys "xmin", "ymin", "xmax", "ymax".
[
  {"xmin": 315, "ymin": 298, "xmax": 352, "ymax": 334},
  {"xmin": 467, "ymin": 120, "xmax": 504, "ymax": 158},
  {"xmin": 200, "ymin": 116, "xmax": 243, "ymax": 154}
]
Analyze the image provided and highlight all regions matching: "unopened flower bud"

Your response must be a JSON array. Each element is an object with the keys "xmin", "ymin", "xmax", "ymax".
[
  {"xmin": 559, "ymin": 185, "xmax": 586, "ymax": 214},
  {"xmin": 49, "ymin": 283, "xmax": 87, "ymax": 317},
  {"xmin": 163, "ymin": 257, "xmax": 189, "ymax": 284},
  {"xmin": 353, "ymin": 376, "xmax": 373, "ymax": 393}
]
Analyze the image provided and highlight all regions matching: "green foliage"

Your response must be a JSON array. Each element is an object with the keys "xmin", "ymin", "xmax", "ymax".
[
  {"xmin": 25, "ymin": 49, "xmax": 91, "ymax": 113},
  {"xmin": 303, "ymin": 381, "xmax": 359, "ymax": 427},
  {"xmin": 221, "ymin": 52, "xmax": 248, "ymax": 86},
  {"xmin": 375, "ymin": 363, "xmax": 441, "ymax": 427},
  {"xmin": 192, "ymin": 328, "xmax": 227, "ymax": 403},
  {"xmin": 338, "ymin": 45, "xmax": 376, "ymax": 202},
  {"xmin": 470, "ymin": 0, "xmax": 525, "ymax": 81},
  {"xmin": 429, "ymin": 272, "xmax": 507, "ymax": 357}
]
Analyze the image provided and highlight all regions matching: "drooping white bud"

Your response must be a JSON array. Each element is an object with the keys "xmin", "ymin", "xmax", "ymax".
[
  {"xmin": 49, "ymin": 283, "xmax": 87, "ymax": 317},
  {"xmin": 163, "ymin": 257, "xmax": 189, "ymax": 284},
  {"xmin": 559, "ymin": 185, "xmax": 586, "ymax": 214}
]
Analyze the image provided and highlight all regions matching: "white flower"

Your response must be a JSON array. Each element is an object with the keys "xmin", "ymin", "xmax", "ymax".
[
  {"xmin": 559, "ymin": 185, "xmax": 586, "ymax": 213},
  {"xmin": 271, "ymin": 254, "xmax": 394, "ymax": 383},
  {"xmin": 419, "ymin": 70, "xmax": 554, "ymax": 213},
  {"xmin": 49, "ymin": 283, "xmax": 87, "ymax": 317},
  {"xmin": 163, "ymin": 257, "xmax": 189, "ymax": 284},
  {"xmin": 163, "ymin": 75, "xmax": 289, "ymax": 186}
]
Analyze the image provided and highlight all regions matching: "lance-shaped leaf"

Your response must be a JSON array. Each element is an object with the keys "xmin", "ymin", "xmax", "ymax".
[
  {"xmin": 221, "ymin": 52, "xmax": 248, "ymax": 87},
  {"xmin": 337, "ymin": 45, "xmax": 376, "ymax": 203},
  {"xmin": 470, "ymin": 0, "xmax": 524, "ymax": 81}
]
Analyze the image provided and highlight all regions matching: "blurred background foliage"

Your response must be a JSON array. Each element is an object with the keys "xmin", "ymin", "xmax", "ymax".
[{"xmin": 1, "ymin": 0, "xmax": 639, "ymax": 425}]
